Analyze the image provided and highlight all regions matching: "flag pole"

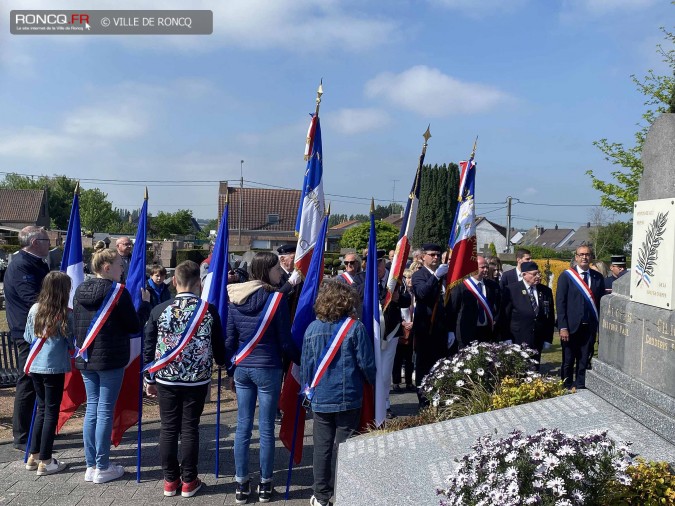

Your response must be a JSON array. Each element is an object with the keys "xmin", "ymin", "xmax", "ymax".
[
  {"xmin": 136, "ymin": 187, "xmax": 148, "ymax": 484},
  {"xmin": 215, "ymin": 192, "xmax": 228, "ymax": 478}
]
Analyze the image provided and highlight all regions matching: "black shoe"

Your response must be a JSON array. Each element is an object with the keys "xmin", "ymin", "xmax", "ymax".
[
  {"xmin": 386, "ymin": 409, "xmax": 397, "ymax": 420},
  {"xmin": 275, "ymin": 409, "xmax": 282, "ymax": 424},
  {"xmin": 258, "ymin": 482, "xmax": 273, "ymax": 503},
  {"xmin": 405, "ymin": 384, "xmax": 416, "ymax": 392},
  {"xmin": 13, "ymin": 443, "xmax": 26, "ymax": 453},
  {"xmin": 235, "ymin": 480, "xmax": 251, "ymax": 504},
  {"xmin": 392, "ymin": 384, "xmax": 403, "ymax": 393}
]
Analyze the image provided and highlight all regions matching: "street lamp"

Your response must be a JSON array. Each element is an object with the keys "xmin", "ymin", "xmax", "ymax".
[{"xmin": 238, "ymin": 160, "xmax": 244, "ymax": 245}]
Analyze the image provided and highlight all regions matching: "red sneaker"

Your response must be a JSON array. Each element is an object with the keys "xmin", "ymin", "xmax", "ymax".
[
  {"xmin": 181, "ymin": 478, "xmax": 203, "ymax": 498},
  {"xmin": 163, "ymin": 478, "xmax": 182, "ymax": 497}
]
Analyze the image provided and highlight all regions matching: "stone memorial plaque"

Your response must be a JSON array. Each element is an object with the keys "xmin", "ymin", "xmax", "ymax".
[{"xmin": 630, "ymin": 198, "xmax": 675, "ymax": 310}]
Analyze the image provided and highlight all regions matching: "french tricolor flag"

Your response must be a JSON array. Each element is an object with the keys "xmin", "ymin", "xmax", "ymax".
[{"xmin": 294, "ymin": 112, "xmax": 325, "ymax": 277}]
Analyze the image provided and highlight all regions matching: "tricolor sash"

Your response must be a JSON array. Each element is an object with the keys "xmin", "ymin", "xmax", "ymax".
[
  {"xmin": 232, "ymin": 292, "xmax": 284, "ymax": 366},
  {"xmin": 76, "ymin": 282, "xmax": 125, "ymax": 361},
  {"xmin": 143, "ymin": 299, "xmax": 210, "ymax": 376},
  {"xmin": 463, "ymin": 278, "xmax": 494, "ymax": 328},
  {"xmin": 340, "ymin": 272, "xmax": 354, "ymax": 285},
  {"xmin": 303, "ymin": 317, "xmax": 356, "ymax": 402},
  {"xmin": 564, "ymin": 269, "xmax": 599, "ymax": 321},
  {"xmin": 24, "ymin": 337, "xmax": 47, "ymax": 375}
]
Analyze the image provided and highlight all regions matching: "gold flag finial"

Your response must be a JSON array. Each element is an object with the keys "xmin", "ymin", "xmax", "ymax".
[
  {"xmin": 144, "ymin": 186, "xmax": 149, "ymax": 200},
  {"xmin": 423, "ymin": 125, "xmax": 431, "ymax": 143},
  {"xmin": 74, "ymin": 181, "xmax": 80, "ymax": 195},
  {"xmin": 315, "ymin": 79, "xmax": 323, "ymax": 117},
  {"xmin": 370, "ymin": 198, "xmax": 375, "ymax": 214},
  {"xmin": 471, "ymin": 135, "xmax": 478, "ymax": 158},
  {"xmin": 326, "ymin": 201, "xmax": 331, "ymax": 216}
]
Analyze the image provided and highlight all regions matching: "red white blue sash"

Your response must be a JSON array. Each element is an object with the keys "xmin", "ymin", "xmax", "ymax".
[
  {"xmin": 24, "ymin": 337, "xmax": 47, "ymax": 375},
  {"xmin": 76, "ymin": 282, "xmax": 124, "ymax": 362},
  {"xmin": 565, "ymin": 269, "xmax": 598, "ymax": 321},
  {"xmin": 463, "ymin": 278, "xmax": 494, "ymax": 328},
  {"xmin": 341, "ymin": 272, "xmax": 354, "ymax": 285},
  {"xmin": 143, "ymin": 299, "xmax": 210, "ymax": 376},
  {"xmin": 232, "ymin": 292, "xmax": 284, "ymax": 366},
  {"xmin": 303, "ymin": 317, "xmax": 356, "ymax": 401}
]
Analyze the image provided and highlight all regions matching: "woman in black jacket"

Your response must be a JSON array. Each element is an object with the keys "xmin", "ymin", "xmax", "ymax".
[{"xmin": 73, "ymin": 248, "xmax": 150, "ymax": 484}]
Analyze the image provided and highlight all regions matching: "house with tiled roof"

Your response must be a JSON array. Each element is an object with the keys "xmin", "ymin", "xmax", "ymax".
[
  {"xmin": 529, "ymin": 225, "xmax": 575, "ymax": 251},
  {"xmin": 327, "ymin": 219, "xmax": 363, "ymax": 252},
  {"xmin": 0, "ymin": 189, "xmax": 50, "ymax": 229},
  {"xmin": 218, "ymin": 182, "xmax": 301, "ymax": 251},
  {"xmin": 560, "ymin": 223, "xmax": 597, "ymax": 252}
]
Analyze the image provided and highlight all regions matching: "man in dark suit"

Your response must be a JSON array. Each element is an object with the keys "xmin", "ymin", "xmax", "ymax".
[
  {"xmin": 556, "ymin": 245, "xmax": 605, "ymax": 389},
  {"xmin": 500, "ymin": 248, "xmax": 532, "ymax": 290},
  {"xmin": 447, "ymin": 256, "xmax": 501, "ymax": 348},
  {"xmin": 411, "ymin": 243, "xmax": 449, "ymax": 406},
  {"xmin": 502, "ymin": 261, "xmax": 555, "ymax": 368}
]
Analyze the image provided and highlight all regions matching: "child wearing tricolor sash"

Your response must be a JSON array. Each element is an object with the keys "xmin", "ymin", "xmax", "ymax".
[
  {"xmin": 144, "ymin": 260, "xmax": 226, "ymax": 498},
  {"xmin": 226, "ymin": 252, "xmax": 300, "ymax": 504},
  {"xmin": 301, "ymin": 281, "xmax": 376, "ymax": 506},
  {"xmin": 23, "ymin": 271, "xmax": 73, "ymax": 476},
  {"xmin": 73, "ymin": 248, "xmax": 151, "ymax": 484}
]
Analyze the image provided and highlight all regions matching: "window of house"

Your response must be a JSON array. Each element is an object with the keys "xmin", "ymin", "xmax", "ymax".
[{"xmin": 267, "ymin": 213, "xmax": 280, "ymax": 225}]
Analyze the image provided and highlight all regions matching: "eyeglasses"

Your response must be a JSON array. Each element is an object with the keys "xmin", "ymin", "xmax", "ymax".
[
  {"xmin": 344, "ymin": 260, "xmax": 357, "ymax": 266},
  {"xmin": 35, "ymin": 238, "xmax": 50, "ymax": 243},
  {"xmin": 576, "ymin": 253, "xmax": 591, "ymax": 257},
  {"xmin": 425, "ymin": 252, "xmax": 441, "ymax": 257},
  {"xmin": 119, "ymin": 243, "xmax": 132, "ymax": 246}
]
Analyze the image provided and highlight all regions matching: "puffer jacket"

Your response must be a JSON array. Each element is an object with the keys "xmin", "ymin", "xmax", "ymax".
[
  {"xmin": 225, "ymin": 281, "xmax": 300, "ymax": 374},
  {"xmin": 301, "ymin": 318, "xmax": 376, "ymax": 413},
  {"xmin": 73, "ymin": 278, "xmax": 151, "ymax": 371}
]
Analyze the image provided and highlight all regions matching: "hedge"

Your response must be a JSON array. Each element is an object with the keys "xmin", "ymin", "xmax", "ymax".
[{"xmin": 176, "ymin": 249, "xmax": 207, "ymax": 265}]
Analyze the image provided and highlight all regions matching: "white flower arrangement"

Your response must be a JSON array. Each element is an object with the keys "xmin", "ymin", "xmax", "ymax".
[{"xmin": 437, "ymin": 428, "xmax": 633, "ymax": 506}]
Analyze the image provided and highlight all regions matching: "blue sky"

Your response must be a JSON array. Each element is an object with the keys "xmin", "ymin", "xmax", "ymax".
[{"xmin": 0, "ymin": 0, "xmax": 672, "ymax": 232}]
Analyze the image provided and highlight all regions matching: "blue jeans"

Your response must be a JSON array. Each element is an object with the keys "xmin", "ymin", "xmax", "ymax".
[
  {"xmin": 81, "ymin": 368, "xmax": 125, "ymax": 469},
  {"xmin": 234, "ymin": 367, "xmax": 282, "ymax": 483}
]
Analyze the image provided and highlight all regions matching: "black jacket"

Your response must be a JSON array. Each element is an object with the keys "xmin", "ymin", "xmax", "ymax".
[
  {"xmin": 73, "ymin": 278, "xmax": 151, "ymax": 371},
  {"xmin": 448, "ymin": 278, "xmax": 502, "ymax": 347},
  {"xmin": 502, "ymin": 281, "xmax": 555, "ymax": 351},
  {"xmin": 556, "ymin": 268, "xmax": 605, "ymax": 334},
  {"xmin": 411, "ymin": 267, "xmax": 448, "ymax": 356},
  {"xmin": 4, "ymin": 250, "xmax": 50, "ymax": 341},
  {"xmin": 499, "ymin": 268, "xmax": 519, "ymax": 290}
]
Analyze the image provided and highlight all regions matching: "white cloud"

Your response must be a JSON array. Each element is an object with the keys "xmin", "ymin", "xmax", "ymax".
[
  {"xmin": 64, "ymin": 104, "xmax": 148, "ymax": 139},
  {"xmin": 561, "ymin": 0, "xmax": 657, "ymax": 16},
  {"xmin": 365, "ymin": 65, "xmax": 511, "ymax": 117},
  {"xmin": 429, "ymin": 0, "xmax": 528, "ymax": 18},
  {"xmin": 523, "ymin": 187, "xmax": 538, "ymax": 196},
  {"xmin": 328, "ymin": 108, "xmax": 390, "ymax": 135}
]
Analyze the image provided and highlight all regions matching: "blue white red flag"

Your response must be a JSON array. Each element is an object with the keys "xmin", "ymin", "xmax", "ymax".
[
  {"xmin": 60, "ymin": 191, "xmax": 84, "ymax": 308},
  {"xmin": 294, "ymin": 115, "xmax": 325, "ymax": 276},
  {"xmin": 384, "ymin": 157, "xmax": 424, "ymax": 310},
  {"xmin": 111, "ymin": 195, "xmax": 148, "ymax": 446},
  {"xmin": 201, "ymin": 201, "xmax": 229, "ymax": 324},
  {"xmin": 445, "ymin": 156, "xmax": 478, "ymax": 298},
  {"xmin": 58, "ymin": 188, "xmax": 87, "ymax": 432},
  {"xmin": 280, "ymin": 212, "xmax": 329, "ymax": 464}
]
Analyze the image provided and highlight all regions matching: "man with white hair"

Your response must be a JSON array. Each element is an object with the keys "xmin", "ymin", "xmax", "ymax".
[
  {"xmin": 4, "ymin": 226, "xmax": 51, "ymax": 451},
  {"xmin": 115, "ymin": 236, "xmax": 133, "ymax": 283}
]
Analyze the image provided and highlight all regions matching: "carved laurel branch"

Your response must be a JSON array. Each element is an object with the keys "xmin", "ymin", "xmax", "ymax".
[{"xmin": 636, "ymin": 211, "xmax": 669, "ymax": 286}]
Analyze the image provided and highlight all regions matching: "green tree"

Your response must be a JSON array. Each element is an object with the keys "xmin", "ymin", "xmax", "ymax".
[
  {"xmin": 328, "ymin": 213, "xmax": 348, "ymax": 227},
  {"xmin": 348, "ymin": 213, "xmax": 368, "ymax": 222},
  {"xmin": 591, "ymin": 221, "xmax": 633, "ymax": 260},
  {"xmin": 587, "ymin": 24, "xmax": 674, "ymax": 213},
  {"xmin": 339, "ymin": 220, "xmax": 399, "ymax": 252},
  {"xmin": 150, "ymin": 209, "xmax": 195, "ymax": 238},
  {"xmin": 79, "ymin": 188, "xmax": 121, "ymax": 232},
  {"xmin": 412, "ymin": 163, "xmax": 460, "ymax": 247}
]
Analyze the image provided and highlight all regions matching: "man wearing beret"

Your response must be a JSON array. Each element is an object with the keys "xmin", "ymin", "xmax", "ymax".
[
  {"xmin": 411, "ymin": 244, "xmax": 450, "ymax": 406},
  {"xmin": 604, "ymin": 255, "xmax": 627, "ymax": 294},
  {"xmin": 501, "ymin": 261, "xmax": 555, "ymax": 367},
  {"xmin": 447, "ymin": 256, "xmax": 502, "ymax": 348},
  {"xmin": 556, "ymin": 245, "xmax": 605, "ymax": 389},
  {"xmin": 276, "ymin": 244, "xmax": 302, "ymax": 302}
]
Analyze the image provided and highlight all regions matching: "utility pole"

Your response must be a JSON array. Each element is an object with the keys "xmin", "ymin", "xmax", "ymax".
[
  {"xmin": 239, "ymin": 160, "xmax": 244, "ymax": 245},
  {"xmin": 505, "ymin": 196, "xmax": 512, "ymax": 253}
]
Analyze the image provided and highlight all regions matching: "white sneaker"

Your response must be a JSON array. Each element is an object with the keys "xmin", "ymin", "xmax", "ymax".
[
  {"xmin": 36, "ymin": 458, "xmax": 67, "ymax": 476},
  {"xmin": 84, "ymin": 466, "xmax": 95, "ymax": 482},
  {"xmin": 93, "ymin": 464, "xmax": 125, "ymax": 484}
]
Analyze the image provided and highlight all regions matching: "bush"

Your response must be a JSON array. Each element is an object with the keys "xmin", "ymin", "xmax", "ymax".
[
  {"xmin": 438, "ymin": 428, "xmax": 634, "ymax": 506},
  {"xmin": 0, "ymin": 245, "xmax": 21, "ymax": 255},
  {"xmin": 610, "ymin": 458, "xmax": 675, "ymax": 505},
  {"xmin": 175, "ymin": 249, "xmax": 206, "ymax": 265},
  {"xmin": 420, "ymin": 342, "xmax": 539, "ymax": 406},
  {"xmin": 491, "ymin": 376, "xmax": 567, "ymax": 409}
]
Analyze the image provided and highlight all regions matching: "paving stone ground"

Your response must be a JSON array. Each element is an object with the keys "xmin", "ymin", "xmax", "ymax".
[{"xmin": 0, "ymin": 389, "xmax": 420, "ymax": 506}]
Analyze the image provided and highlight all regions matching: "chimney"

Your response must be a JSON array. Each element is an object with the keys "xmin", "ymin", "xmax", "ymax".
[{"xmin": 554, "ymin": 224, "xmax": 558, "ymax": 230}]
